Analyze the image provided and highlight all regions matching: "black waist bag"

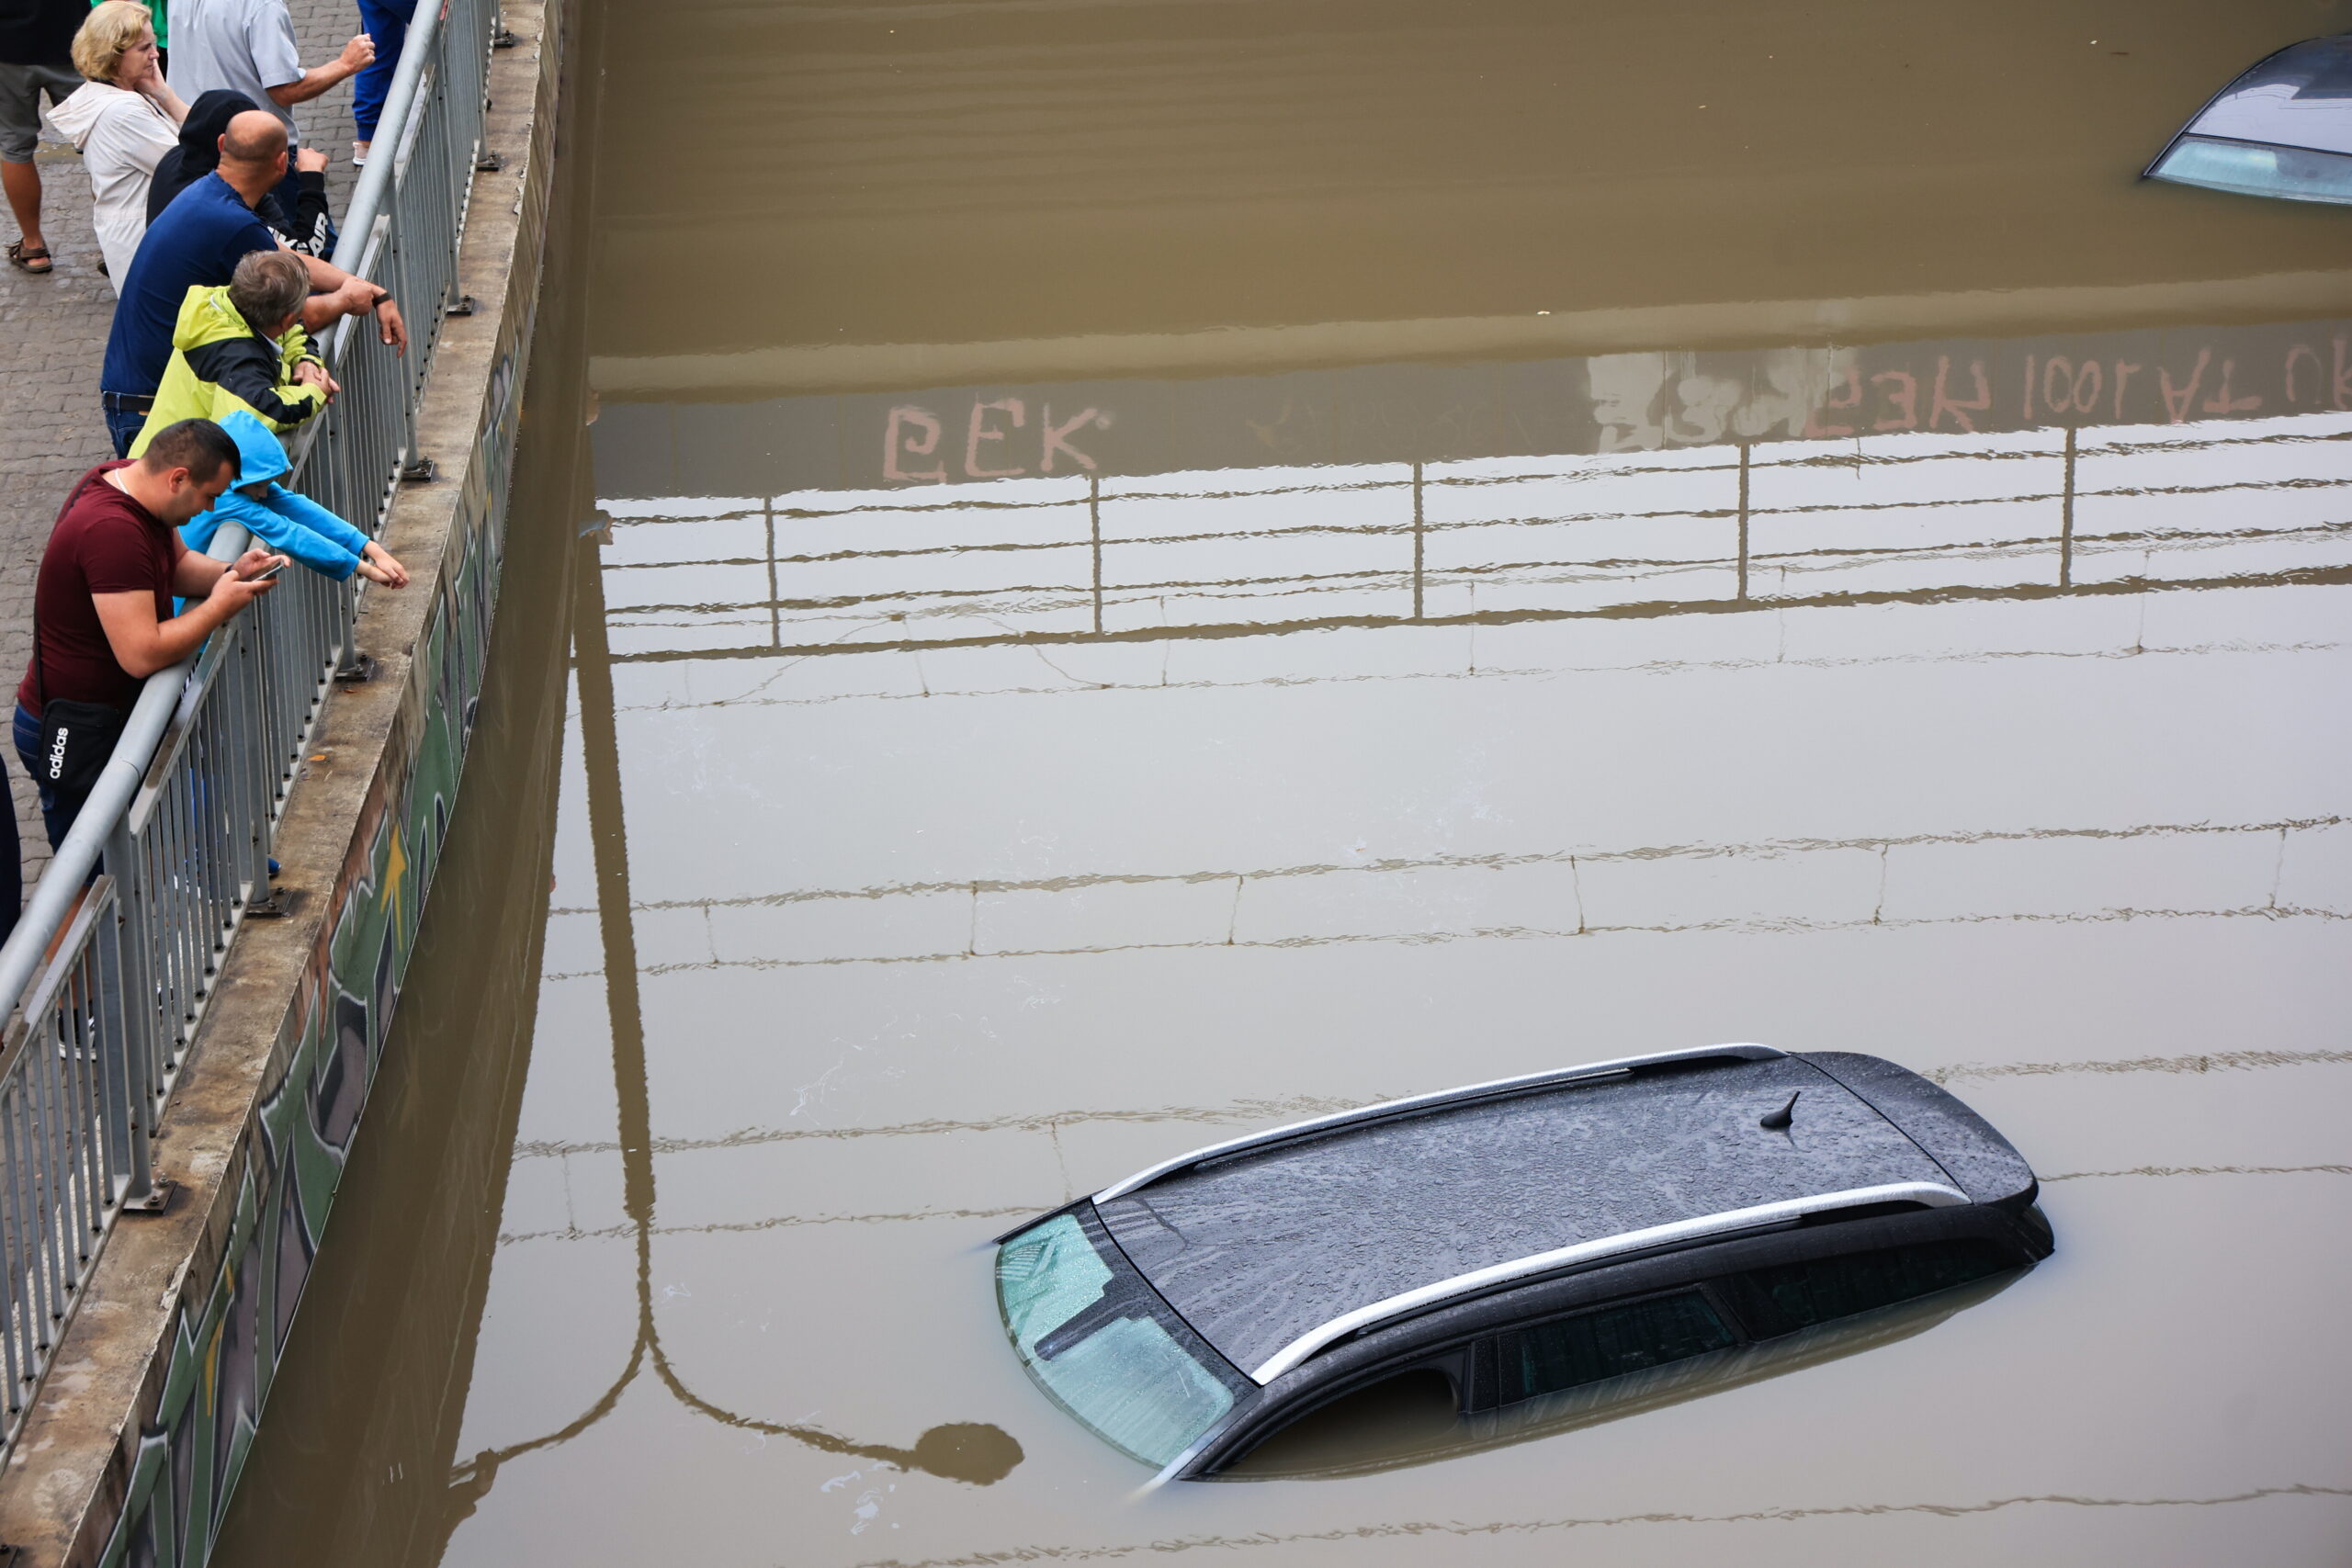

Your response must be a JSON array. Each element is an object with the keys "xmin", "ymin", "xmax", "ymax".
[
  {"xmin": 31, "ymin": 606, "xmax": 126, "ymax": 803},
  {"xmin": 38, "ymin": 698, "xmax": 125, "ymax": 802}
]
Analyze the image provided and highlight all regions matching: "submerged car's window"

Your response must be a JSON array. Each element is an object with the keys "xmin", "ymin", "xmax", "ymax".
[
  {"xmin": 1733, "ymin": 1239, "xmax": 2011, "ymax": 1336},
  {"xmin": 1498, "ymin": 1289, "xmax": 1735, "ymax": 1405},
  {"xmin": 2152, "ymin": 137, "xmax": 2352, "ymax": 207},
  {"xmin": 996, "ymin": 1213, "xmax": 1244, "ymax": 1468}
]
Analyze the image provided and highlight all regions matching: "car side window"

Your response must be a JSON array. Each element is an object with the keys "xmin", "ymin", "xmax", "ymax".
[
  {"xmin": 1727, "ymin": 1239, "xmax": 2011, "ymax": 1337},
  {"xmin": 1495, "ymin": 1289, "xmax": 1735, "ymax": 1406}
]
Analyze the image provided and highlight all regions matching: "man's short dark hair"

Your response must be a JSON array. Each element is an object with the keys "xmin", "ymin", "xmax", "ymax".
[{"xmin": 140, "ymin": 419, "xmax": 241, "ymax": 484}]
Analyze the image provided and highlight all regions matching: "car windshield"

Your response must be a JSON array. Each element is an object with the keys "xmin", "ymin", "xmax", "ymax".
[
  {"xmin": 996, "ymin": 1209, "xmax": 1249, "ymax": 1468},
  {"xmin": 2150, "ymin": 136, "xmax": 2352, "ymax": 205}
]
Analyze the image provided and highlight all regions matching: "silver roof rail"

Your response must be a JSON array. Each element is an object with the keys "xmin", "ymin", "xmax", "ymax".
[
  {"xmin": 1247, "ymin": 1179, "xmax": 1970, "ymax": 1384},
  {"xmin": 1091, "ymin": 1043, "xmax": 1786, "ymax": 1204}
]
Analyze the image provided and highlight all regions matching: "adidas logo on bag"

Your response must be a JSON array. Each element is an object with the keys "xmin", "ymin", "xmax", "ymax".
[{"xmin": 46, "ymin": 728, "xmax": 68, "ymax": 783}]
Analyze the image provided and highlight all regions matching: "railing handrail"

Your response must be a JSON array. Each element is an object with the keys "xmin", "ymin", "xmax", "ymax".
[
  {"xmin": 0, "ymin": 528, "xmax": 237, "ymax": 1025},
  {"xmin": 330, "ymin": 0, "xmax": 446, "ymax": 277}
]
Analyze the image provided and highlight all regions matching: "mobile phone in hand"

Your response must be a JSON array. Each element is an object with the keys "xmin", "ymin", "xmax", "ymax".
[{"xmin": 248, "ymin": 559, "xmax": 287, "ymax": 583}]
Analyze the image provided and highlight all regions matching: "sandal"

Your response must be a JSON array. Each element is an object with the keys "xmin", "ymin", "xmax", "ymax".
[{"xmin": 6, "ymin": 241, "xmax": 51, "ymax": 274}]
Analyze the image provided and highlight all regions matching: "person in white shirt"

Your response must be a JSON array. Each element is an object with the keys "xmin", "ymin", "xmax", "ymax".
[
  {"xmin": 168, "ymin": 0, "xmax": 368, "ymax": 151},
  {"xmin": 169, "ymin": 0, "xmax": 368, "ymax": 226},
  {"xmin": 44, "ymin": 1, "xmax": 185, "ymax": 288}
]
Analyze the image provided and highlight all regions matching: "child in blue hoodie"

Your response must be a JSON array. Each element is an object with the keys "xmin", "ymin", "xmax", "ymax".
[{"xmin": 186, "ymin": 412, "xmax": 412, "ymax": 589}]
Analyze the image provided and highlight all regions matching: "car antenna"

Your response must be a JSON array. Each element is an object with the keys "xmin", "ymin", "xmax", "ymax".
[{"xmin": 1758, "ymin": 1090, "xmax": 1800, "ymax": 1132}]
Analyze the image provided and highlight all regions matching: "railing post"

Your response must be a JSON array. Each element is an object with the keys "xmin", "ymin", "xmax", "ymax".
[
  {"xmin": 89, "ymin": 879, "xmax": 132, "ymax": 1211},
  {"xmin": 0, "ymin": 1084, "xmax": 23, "ymax": 1407},
  {"xmin": 237, "ymin": 628, "xmax": 271, "ymax": 901},
  {"xmin": 101, "ymin": 822, "xmax": 157, "ymax": 1210}
]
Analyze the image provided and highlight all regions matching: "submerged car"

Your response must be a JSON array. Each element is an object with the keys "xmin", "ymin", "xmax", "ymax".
[
  {"xmin": 992, "ymin": 1043, "xmax": 2052, "ymax": 1480},
  {"xmin": 2145, "ymin": 33, "xmax": 2352, "ymax": 206}
]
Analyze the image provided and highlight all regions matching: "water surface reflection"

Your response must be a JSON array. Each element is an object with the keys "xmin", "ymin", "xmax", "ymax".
[
  {"xmin": 411, "ymin": 360, "xmax": 2351, "ymax": 1566},
  {"xmin": 214, "ymin": 0, "xmax": 2352, "ymax": 1562}
]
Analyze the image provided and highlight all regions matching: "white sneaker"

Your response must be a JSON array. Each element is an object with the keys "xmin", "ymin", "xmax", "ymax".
[{"xmin": 352, "ymin": 140, "xmax": 370, "ymax": 167}]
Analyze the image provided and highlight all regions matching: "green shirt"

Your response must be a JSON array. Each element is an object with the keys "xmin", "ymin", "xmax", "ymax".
[{"xmin": 94, "ymin": 0, "xmax": 166, "ymax": 50}]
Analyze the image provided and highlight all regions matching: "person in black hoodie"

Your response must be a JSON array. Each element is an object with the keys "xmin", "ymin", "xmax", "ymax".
[{"xmin": 146, "ymin": 85, "xmax": 327, "ymax": 252}]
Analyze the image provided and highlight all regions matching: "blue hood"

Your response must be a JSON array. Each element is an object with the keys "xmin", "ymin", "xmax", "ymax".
[{"xmin": 219, "ymin": 410, "xmax": 292, "ymax": 489}]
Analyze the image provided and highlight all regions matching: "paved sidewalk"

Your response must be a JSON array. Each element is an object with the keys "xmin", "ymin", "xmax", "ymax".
[{"xmin": 0, "ymin": 0, "xmax": 365, "ymax": 892}]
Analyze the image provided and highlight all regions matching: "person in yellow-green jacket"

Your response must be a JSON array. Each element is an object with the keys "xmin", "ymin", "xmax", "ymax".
[{"xmin": 129, "ymin": 244, "xmax": 328, "ymax": 456}]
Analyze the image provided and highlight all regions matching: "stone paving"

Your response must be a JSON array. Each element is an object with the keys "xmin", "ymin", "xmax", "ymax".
[{"xmin": 0, "ymin": 0, "xmax": 366, "ymax": 892}]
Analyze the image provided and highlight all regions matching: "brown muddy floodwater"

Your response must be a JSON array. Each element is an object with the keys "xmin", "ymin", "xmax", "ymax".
[{"xmin": 214, "ymin": 3, "xmax": 2352, "ymax": 1565}]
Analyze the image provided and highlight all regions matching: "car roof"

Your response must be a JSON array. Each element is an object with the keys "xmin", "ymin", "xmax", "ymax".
[
  {"xmin": 2176, "ymin": 34, "xmax": 2352, "ymax": 160},
  {"xmin": 1096, "ymin": 1051, "xmax": 1958, "ymax": 1382}
]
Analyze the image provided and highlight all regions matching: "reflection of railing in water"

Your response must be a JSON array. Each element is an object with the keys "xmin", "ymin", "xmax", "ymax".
[
  {"xmin": 521, "ymin": 814, "xmax": 2352, "ymax": 981},
  {"xmin": 495, "ymin": 1043, "xmax": 2352, "ymax": 1171},
  {"xmin": 475, "ymin": 559, "xmax": 2352, "ymax": 1514},
  {"xmin": 445, "ymin": 554, "xmax": 1024, "ymax": 1512},
  {"xmin": 594, "ymin": 414, "xmax": 2352, "ymax": 664}
]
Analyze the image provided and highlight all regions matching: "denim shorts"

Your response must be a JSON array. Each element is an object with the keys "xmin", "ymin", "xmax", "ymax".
[{"xmin": 0, "ymin": 60, "xmax": 80, "ymax": 164}]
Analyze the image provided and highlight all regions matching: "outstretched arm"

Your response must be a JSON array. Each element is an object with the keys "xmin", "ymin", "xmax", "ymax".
[
  {"xmin": 252, "ymin": 489, "xmax": 367, "ymax": 576},
  {"xmin": 296, "ymin": 259, "xmax": 407, "ymax": 354},
  {"xmin": 265, "ymin": 486, "xmax": 409, "ymax": 586},
  {"xmin": 266, "ymin": 34, "xmax": 375, "ymax": 110}
]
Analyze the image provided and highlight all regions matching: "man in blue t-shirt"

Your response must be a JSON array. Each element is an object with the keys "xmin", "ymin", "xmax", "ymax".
[{"xmin": 99, "ymin": 109, "xmax": 406, "ymax": 455}]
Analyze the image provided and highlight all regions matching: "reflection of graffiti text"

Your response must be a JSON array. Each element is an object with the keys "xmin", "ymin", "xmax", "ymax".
[
  {"xmin": 883, "ymin": 407, "xmax": 945, "ymax": 483},
  {"xmin": 885, "ymin": 400, "xmax": 1110, "ymax": 483},
  {"xmin": 1596, "ymin": 333, "xmax": 2352, "ymax": 455},
  {"xmin": 1929, "ymin": 356, "xmax": 1991, "ymax": 433}
]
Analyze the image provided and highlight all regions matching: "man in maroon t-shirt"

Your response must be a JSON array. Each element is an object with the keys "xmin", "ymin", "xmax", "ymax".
[{"xmin": 12, "ymin": 418, "xmax": 285, "ymax": 848}]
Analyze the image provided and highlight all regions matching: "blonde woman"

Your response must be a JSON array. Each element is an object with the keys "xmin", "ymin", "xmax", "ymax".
[{"xmin": 45, "ymin": 1, "xmax": 186, "ymax": 288}]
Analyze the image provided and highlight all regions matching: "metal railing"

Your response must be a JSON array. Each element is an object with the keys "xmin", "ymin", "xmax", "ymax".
[{"xmin": 0, "ymin": 0, "xmax": 499, "ymax": 1454}]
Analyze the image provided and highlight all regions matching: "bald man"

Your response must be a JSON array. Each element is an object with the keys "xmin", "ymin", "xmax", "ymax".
[{"xmin": 100, "ymin": 108, "xmax": 406, "ymax": 456}]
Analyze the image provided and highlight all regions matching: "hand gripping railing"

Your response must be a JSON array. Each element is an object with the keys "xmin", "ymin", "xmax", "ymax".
[{"xmin": 0, "ymin": 0, "xmax": 498, "ymax": 1456}]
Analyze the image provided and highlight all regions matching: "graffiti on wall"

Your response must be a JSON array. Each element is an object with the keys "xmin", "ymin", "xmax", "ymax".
[
  {"xmin": 98, "ymin": 420, "xmax": 504, "ymax": 1568},
  {"xmin": 92, "ymin": 20, "xmax": 563, "ymax": 1559},
  {"xmin": 93, "ymin": 78, "xmax": 551, "ymax": 1562}
]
